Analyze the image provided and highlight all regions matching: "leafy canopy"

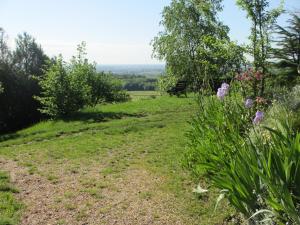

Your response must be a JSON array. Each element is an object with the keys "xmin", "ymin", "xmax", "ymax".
[{"xmin": 152, "ymin": 0, "xmax": 245, "ymax": 91}]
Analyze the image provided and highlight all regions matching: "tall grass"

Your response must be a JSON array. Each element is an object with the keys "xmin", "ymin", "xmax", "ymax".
[{"xmin": 185, "ymin": 84, "xmax": 300, "ymax": 224}]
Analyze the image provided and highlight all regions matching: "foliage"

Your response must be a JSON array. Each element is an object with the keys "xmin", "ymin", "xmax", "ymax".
[
  {"xmin": 152, "ymin": 0, "xmax": 245, "ymax": 91},
  {"xmin": 13, "ymin": 32, "xmax": 48, "ymax": 77},
  {"xmin": 271, "ymin": 12, "xmax": 300, "ymax": 86},
  {"xmin": 37, "ymin": 43, "xmax": 129, "ymax": 117},
  {"xmin": 35, "ymin": 55, "xmax": 86, "ymax": 117},
  {"xmin": 91, "ymin": 72, "xmax": 130, "ymax": 103},
  {"xmin": 184, "ymin": 84, "xmax": 251, "ymax": 177},
  {"xmin": 186, "ymin": 82, "xmax": 300, "ymax": 224},
  {"xmin": 114, "ymin": 74, "xmax": 157, "ymax": 91},
  {"xmin": 236, "ymin": 0, "xmax": 284, "ymax": 95},
  {"xmin": 0, "ymin": 29, "xmax": 48, "ymax": 133},
  {"xmin": 157, "ymin": 71, "xmax": 177, "ymax": 93}
]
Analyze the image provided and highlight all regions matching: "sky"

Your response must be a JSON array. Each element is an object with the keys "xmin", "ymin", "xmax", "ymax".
[{"xmin": 0, "ymin": 0, "xmax": 299, "ymax": 64}]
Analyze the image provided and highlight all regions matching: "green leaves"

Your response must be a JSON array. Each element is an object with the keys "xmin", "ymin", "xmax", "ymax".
[
  {"xmin": 36, "ymin": 44, "xmax": 129, "ymax": 117},
  {"xmin": 271, "ymin": 13, "xmax": 300, "ymax": 87},
  {"xmin": 152, "ymin": 0, "xmax": 245, "ymax": 90},
  {"xmin": 186, "ymin": 88, "xmax": 300, "ymax": 223}
]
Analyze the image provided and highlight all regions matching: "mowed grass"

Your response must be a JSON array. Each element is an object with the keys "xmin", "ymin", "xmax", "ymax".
[
  {"xmin": 0, "ymin": 171, "xmax": 22, "ymax": 225},
  {"xmin": 128, "ymin": 91, "xmax": 161, "ymax": 101},
  {"xmin": 0, "ymin": 92, "xmax": 234, "ymax": 224}
]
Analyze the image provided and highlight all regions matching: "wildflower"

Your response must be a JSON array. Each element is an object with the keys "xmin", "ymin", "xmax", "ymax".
[
  {"xmin": 221, "ymin": 83, "xmax": 230, "ymax": 92},
  {"xmin": 245, "ymin": 98, "xmax": 254, "ymax": 108},
  {"xmin": 217, "ymin": 83, "xmax": 230, "ymax": 100},
  {"xmin": 253, "ymin": 111, "xmax": 264, "ymax": 125},
  {"xmin": 217, "ymin": 88, "xmax": 226, "ymax": 100}
]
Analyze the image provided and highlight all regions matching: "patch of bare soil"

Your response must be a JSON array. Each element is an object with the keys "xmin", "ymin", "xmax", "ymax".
[{"xmin": 0, "ymin": 158, "xmax": 192, "ymax": 225}]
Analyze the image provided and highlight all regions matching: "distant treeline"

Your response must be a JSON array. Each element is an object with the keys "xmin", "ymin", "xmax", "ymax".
[{"xmin": 114, "ymin": 74, "xmax": 158, "ymax": 91}]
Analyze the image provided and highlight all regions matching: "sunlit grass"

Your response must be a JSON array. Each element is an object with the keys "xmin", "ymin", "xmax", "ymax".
[
  {"xmin": 0, "ymin": 171, "xmax": 22, "ymax": 225},
  {"xmin": 0, "ymin": 93, "xmax": 234, "ymax": 224}
]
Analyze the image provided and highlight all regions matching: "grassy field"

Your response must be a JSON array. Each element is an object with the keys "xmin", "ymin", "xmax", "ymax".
[
  {"xmin": 128, "ymin": 91, "xmax": 161, "ymax": 101},
  {"xmin": 0, "ymin": 92, "xmax": 234, "ymax": 225},
  {"xmin": 0, "ymin": 170, "xmax": 22, "ymax": 224}
]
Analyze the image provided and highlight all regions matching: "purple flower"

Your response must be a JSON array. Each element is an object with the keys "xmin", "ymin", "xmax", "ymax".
[
  {"xmin": 221, "ymin": 83, "xmax": 230, "ymax": 92},
  {"xmin": 217, "ymin": 88, "xmax": 226, "ymax": 100},
  {"xmin": 245, "ymin": 98, "xmax": 254, "ymax": 108},
  {"xmin": 253, "ymin": 111, "xmax": 264, "ymax": 125},
  {"xmin": 217, "ymin": 83, "xmax": 230, "ymax": 100}
]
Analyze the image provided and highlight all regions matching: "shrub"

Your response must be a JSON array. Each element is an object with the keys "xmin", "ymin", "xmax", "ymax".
[
  {"xmin": 90, "ymin": 72, "xmax": 130, "ymax": 104},
  {"xmin": 37, "ymin": 43, "xmax": 129, "ymax": 117},
  {"xmin": 36, "ymin": 56, "xmax": 91, "ymax": 117}
]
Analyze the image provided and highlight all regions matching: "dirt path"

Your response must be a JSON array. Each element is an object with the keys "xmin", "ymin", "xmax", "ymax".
[{"xmin": 0, "ymin": 158, "xmax": 191, "ymax": 225}]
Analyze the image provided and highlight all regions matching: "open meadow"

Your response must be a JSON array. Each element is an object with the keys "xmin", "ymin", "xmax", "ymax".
[
  {"xmin": 0, "ymin": 93, "xmax": 233, "ymax": 225},
  {"xmin": 1, "ymin": 0, "xmax": 300, "ymax": 224}
]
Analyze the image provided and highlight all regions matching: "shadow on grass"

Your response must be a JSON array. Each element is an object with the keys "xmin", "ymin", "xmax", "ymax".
[
  {"xmin": 0, "ymin": 111, "xmax": 146, "ymax": 144},
  {"xmin": 64, "ymin": 111, "xmax": 145, "ymax": 123}
]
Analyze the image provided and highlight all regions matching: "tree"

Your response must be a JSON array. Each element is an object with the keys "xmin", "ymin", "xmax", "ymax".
[
  {"xmin": 13, "ymin": 32, "xmax": 48, "ymax": 77},
  {"xmin": 236, "ymin": 0, "xmax": 284, "ymax": 95},
  {"xmin": 271, "ymin": 12, "xmax": 300, "ymax": 86},
  {"xmin": 0, "ymin": 30, "xmax": 48, "ymax": 132},
  {"xmin": 0, "ymin": 28, "xmax": 11, "ymax": 64},
  {"xmin": 152, "ymin": 0, "xmax": 245, "ymax": 91}
]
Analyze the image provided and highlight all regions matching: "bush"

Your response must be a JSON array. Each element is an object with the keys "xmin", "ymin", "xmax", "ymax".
[
  {"xmin": 36, "ymin": 56, "xmax": 91, "ymax": 117},
  {"xmin": 37, "ymin": 43, "xmax": 129, "ymax": 117},
  {"xmin": 90, "ymin": 72, "xmax": 130, "ymax": 104}
]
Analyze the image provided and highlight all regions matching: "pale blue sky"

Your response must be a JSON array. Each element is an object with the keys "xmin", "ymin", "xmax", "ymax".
[{"xmin": 0, "ymin": 0, "xmax": 299, "ymax": 64}]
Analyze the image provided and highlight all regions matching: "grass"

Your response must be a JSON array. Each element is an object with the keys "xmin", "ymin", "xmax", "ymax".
[
  {"xmin": 0, "ymin": 91, "xmax": 234, "ymax": 224},
  {"xmin": 0, "ymin": 171, "xmax": 22, "ymax": 225},
  {"xmin": 128, "ymin": 90, "xmax": 161, "ymax": 101}
]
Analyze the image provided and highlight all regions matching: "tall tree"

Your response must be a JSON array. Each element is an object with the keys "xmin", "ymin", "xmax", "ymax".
[
  {"xmin": 0, "ymin": 31, "xmax": 48, "ymax": 132},
  {"xmin": 13, "ymin": 32, "xmax": 48, "ymax": 77},
  {"xmin": 271, "ymin": 12, "xmax": 300, "ymax": 86},
  {"xmin": 152, "ymin": 0, "xmax": 245, "ymax": 91},
  {"xmin": 0, "ymin": 28, "xmax": 11, "ymax": 65},
  {"xmin": 236, "ymin": 0, "xmax": 284, "ymax": 95}
]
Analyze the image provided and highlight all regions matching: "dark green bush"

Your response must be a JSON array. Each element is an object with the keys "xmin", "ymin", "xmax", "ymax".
[{"xmin": 0, "ymin": 31, "xmax": 48, "ymax": 133}]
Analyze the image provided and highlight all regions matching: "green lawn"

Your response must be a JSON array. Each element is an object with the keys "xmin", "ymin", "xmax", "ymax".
[
  {"xmin": 0, "ymin": 93, "xmax": 234, "ymax": 224},
  {"xmin": 128, "ymin": 90, "xmax": 161, "ymax": 101},
  {"xmin": 0, "ymin": 171, "xmax": 22, "ymax": 225}
]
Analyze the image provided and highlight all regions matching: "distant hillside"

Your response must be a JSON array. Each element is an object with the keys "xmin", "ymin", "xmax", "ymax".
[{"xmin": 96, "ymin": 64, "xmax": 165, "ymax": 77}]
